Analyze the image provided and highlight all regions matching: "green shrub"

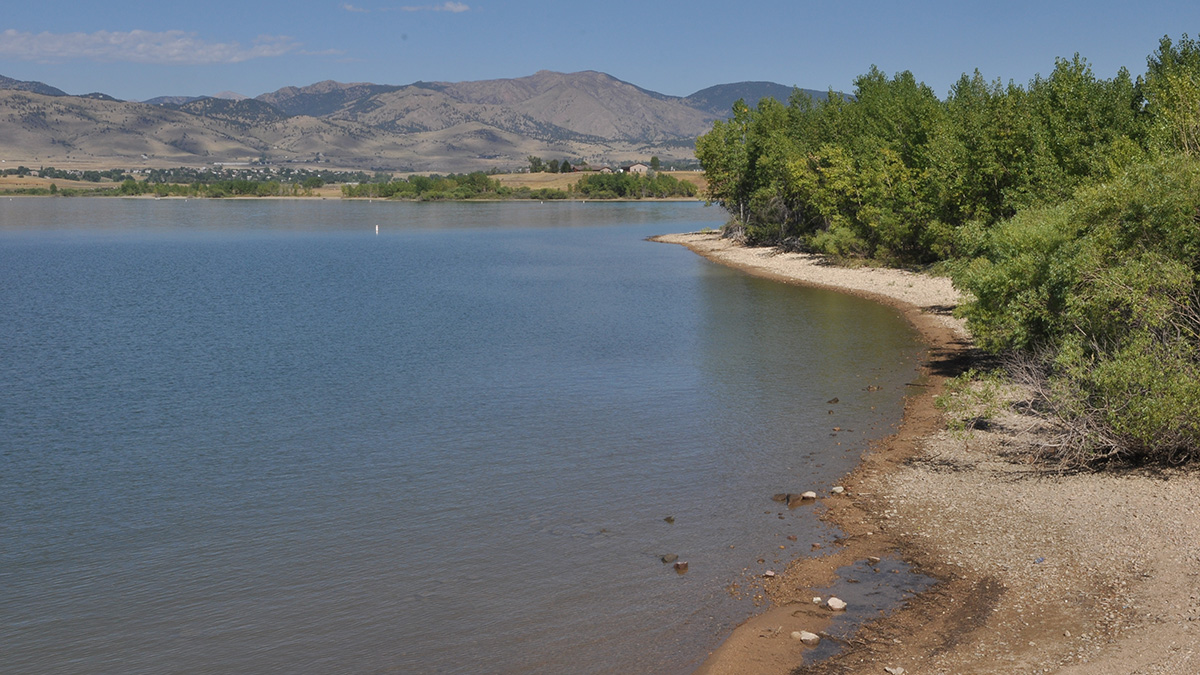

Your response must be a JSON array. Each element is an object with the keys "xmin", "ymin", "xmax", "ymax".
[{"xmin": 953, "ymin": 154, "xmax": 1200, "ymax": 465}]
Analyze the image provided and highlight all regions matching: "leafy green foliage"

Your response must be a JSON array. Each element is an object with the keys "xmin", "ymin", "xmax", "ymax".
[
  {"xmin": 695, "ymin": 35, "xmax": 1200, "ymax": 466},
  {"xmin": 697, "ymin": 56, "xmax": 1152, "ymax": 264},
  {"xmin": 1142, "ymin": 34, "xmax": 1200, "ymax": 155},
  {"xmin": 573, "ymin": 172, "xmax": 697, "ymax": 199},
  {"xmin": 953, "ymin": 155, "xmax": 1200, "ymax": 464}
]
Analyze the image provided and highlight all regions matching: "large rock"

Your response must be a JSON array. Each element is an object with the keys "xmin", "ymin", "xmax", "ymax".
[{"xmin": 826, "ymin": 597, "xmax": 847, "ymax": 611}]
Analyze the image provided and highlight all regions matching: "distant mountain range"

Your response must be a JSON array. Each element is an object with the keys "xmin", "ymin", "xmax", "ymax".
[{"xmin": 0, "ymin": 71, "xmax": 832, "ymax": 172}]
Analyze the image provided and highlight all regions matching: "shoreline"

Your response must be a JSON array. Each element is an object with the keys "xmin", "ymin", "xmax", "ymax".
[{"xmin": 656, "ymin": 232, "xmax": 1200, "ymax": 674}]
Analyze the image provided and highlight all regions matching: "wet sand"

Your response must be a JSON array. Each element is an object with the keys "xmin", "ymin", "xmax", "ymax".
[{"xmin": 656, "ymin": 232, "xmax": 1200, "ymax": 674}]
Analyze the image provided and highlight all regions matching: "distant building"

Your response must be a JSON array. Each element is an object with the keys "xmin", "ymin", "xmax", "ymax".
[{"xmin": 622, "ymin": 163, "xmax": 649, "ymax": 175}]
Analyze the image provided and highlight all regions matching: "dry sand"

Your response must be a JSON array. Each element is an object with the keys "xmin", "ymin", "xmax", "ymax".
[{"xmin": 656, "ymin": 232, "xmax": 1200, "ymax": 674}]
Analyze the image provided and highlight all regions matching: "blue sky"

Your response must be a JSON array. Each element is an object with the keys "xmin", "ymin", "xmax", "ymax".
[{"xmin": 1, "ymin": 0, "xmax": 1197, "ymax": 102}]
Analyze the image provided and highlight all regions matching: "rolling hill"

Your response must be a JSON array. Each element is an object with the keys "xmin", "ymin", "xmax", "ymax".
[{"xmin": 0, "ymin": 71, "xmax": 825, "ymax": 172}]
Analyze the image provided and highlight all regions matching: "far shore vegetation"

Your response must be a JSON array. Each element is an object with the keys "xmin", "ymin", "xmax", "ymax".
[
  {"xmin": 0, "ymin": 163, "xmax": 700, "ymax": 200},
  {"xmin": 697, "ymin": 34, "xmax": 1200, "ymax": 469}
]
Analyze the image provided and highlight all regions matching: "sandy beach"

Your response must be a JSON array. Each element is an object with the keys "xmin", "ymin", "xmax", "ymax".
[{"xmin": 656, "ymin": 232, "xmax": 1200, "ymax": 674}]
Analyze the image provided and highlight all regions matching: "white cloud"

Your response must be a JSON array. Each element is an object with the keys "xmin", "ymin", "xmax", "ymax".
[
  {"xmin": 342, "ymin": 3, "xmax": 370, "ymax": 12},
  {"xmin": 400, "ymin": 2, "xmax": 469, "ymax": 12},
  {"xmin": 0, "ymin": 29, "xmax": 302, "ymax": 65}
]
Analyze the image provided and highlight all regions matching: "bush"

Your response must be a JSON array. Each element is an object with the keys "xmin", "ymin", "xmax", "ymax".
[{"xmin": 953, "ymin": 155, "xmax": 1200, "ymax": 466}]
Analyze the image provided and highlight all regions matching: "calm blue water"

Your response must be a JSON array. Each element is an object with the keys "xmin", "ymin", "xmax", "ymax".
[{"xmin": 0, "ymin": 199, "xmax": 924, "ymax": 674}]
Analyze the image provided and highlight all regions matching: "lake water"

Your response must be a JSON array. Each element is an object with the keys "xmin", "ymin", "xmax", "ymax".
[{"xmin": 0, "ymin": 199, "xmax": 925, "ymax": 674}]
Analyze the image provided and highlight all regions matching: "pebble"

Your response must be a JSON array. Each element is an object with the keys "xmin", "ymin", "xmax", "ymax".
[
  {"xmin": 791, "ymin": 630, "xmax": 820, "ymax": 645},
  {"xmin": 831, "ymin": 486, "xmax": 846, "ymax": 494},
  {"xmin": 661, "ymin": 554, "xmax": 678, "ymax": 564},
  {"xmin": 827, "ymin": 597, "xmax": 847, "ymax": 611},
  {"xmin": 673, "ymin": 561, "xmax": 688, "ymax": 574}
]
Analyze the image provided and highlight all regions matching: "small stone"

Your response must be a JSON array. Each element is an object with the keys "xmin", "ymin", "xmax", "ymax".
[
  {"xmin": 793, "ymin": 630, "xmax": 820, "ymax": 645},
  {"xmin": 827, "ymin": 597, "xmax": 847, "ymax": 611},
  {"xmin": 884, "ymin": 668, "xmax": 906, "ymax": 675},
  {"xmin": 827, "ymin": 397, "xmax": 839, "ymax": 404},
  {"xmin": 831, "ymin": 486, "xmax": 845, "ymax": 494},
  {"xmin": 868, "ymin": 556, "xmax": 881, "ymax": 564},
  {"xmin": 771, "ymin": 493, "xmax": 789, "ymax": 502},
  {"xmin": 812, "ymin": 597, "xmax": 822, "ymax": 604},
  {"xmin": 674, "ymin": 561, "xmax": 688, "ymax": 574},
  {"xmin": 763, "ymin": 570, "xmax": 777, "ymax": 578},
  {"xmin": 661, "ymin": 554, "xmax": 678, "ymax": 564},
  {"xmin": 801, "ymin": 491, "xmax": 818, "ymax": 500},
  {"xmin": 663, "ymin": 516, "xmax": 675, "ymax": 524}
]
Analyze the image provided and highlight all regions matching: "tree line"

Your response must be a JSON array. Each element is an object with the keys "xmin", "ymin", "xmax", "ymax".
[
  {"xmin": 341, "ymin": 171, "xmax": 696, "ymax": 200},
  {"xmin": 697, "ymin": 35, "xmax": 1200, "ymax": 467}
]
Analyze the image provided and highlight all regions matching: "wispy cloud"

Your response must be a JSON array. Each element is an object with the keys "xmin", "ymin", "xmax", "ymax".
[
  {"xmin": 346, "ymin": 2, "xmax": 470, "ymax": 14},
  {"xmin": 0, "ymin": 29, "xmax": 302, "ymax": 65},
  {"xmin": 400, "ymin": 2, "xmax": 470, "ymax": 12}
]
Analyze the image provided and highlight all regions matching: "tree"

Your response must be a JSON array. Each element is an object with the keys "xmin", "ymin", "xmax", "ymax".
[
  {"xmin": 528, "ymin": 156, "xmax": 544, "ymax": 173},
  {"xmin": 1142, "ymin": 34, "xmax": 1200, "ymax": 155},
  {"xmin": 695, "ymin": 99, "xmax": 753, "ymax": 223},
  {"xmin": 547, "ymin": 159, "xmax": 560, "ymax": 173},
  {"xmin": 560, "ymin": 159, "xmax": 572, "ymax": 173},
  {"xmin": 650, "ymin": 156, "xmax": 661, "ymax": 171}
]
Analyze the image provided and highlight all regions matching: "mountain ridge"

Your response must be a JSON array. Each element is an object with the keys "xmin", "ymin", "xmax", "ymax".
[{"xmin": 0, "ymin": 71, "xmax": 829, "ymax": 172}]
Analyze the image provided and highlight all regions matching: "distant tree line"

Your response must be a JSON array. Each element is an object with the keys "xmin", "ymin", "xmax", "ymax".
[
  {"xmin": 574, "ymin": 172, "xmax": 696, "ymax": 198},
  {"xmin": 527, "ymin": 156, "xmax": 575, "ymax": 173},
  {"xmin": 142, "ymin": 166, "xmax": 383, "ymax": 186},
  {"xmin": 3, "ymin": 166, "xmax": 134, "ymax": 182},
  {"xmin": 115, "ymin": 179, "xmax": 322, "ymax": 198},
  {"xmin": 342, "ymin": 170, "xmax": 697, "ymax": 200},
  {"xmin": 697, "ymin": 34, "xmax": 1200, "ymax": 468},
  {"xmin": 525, "ymin": 155, "xmax": 675, "ymax": 173}
]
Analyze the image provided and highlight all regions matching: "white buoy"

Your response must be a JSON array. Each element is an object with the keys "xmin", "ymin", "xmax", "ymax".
[{"xmin": 375, "ymin": 224, "xmax": 379, "ymax": 235}]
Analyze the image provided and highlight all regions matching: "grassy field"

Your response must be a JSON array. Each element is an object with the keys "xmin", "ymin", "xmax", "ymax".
[{"xmin": 0, "ymin": 175, "xmax": 117, "ymax": 192}]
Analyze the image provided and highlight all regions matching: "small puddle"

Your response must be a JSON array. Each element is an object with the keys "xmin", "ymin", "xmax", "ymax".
[{"xmin": 804, "ymin": 555, "xmax": 937, "ymax": 662}]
